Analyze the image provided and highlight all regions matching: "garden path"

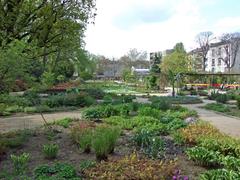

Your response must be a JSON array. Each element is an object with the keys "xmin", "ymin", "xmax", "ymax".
[
  {"xmin": 0, "ymin": 111, "xmax": 81, "ymax": 133},
  {"xmin": 182, "ymin": 99, "xmax": 240, "ymax": 138}
]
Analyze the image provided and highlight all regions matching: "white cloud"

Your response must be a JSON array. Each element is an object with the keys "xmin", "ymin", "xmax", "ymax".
[{"xmin": 84, "ymin": 0, "xmax": 240, "ymax": 58}]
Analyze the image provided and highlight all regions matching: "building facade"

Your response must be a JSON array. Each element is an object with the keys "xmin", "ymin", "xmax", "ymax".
[{"xmin": 190, "ymin": 41, "xmax": 240, "ymax": 73}]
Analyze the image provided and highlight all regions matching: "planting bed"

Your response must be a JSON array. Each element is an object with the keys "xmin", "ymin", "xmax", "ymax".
[{"xmin": 0, "ymin": 94, "xmax": 239, "ymax": 179}]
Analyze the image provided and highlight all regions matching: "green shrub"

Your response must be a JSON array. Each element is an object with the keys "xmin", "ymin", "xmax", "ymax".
[
  {"xmin": 10, "ymin": 153, "xmax": 30, "ymax": 175},
  {"xmin": 204, "ymin": 103, "xmax": 230, "ymax": 112},
  {"xmin": 119, "ymin": 104, "xmax": 131, "ymax": 117},
  {"xmin": 216, "ymin": 94, "xmax": 228, "ymax": 104},
  {"xmin": 83, "ymin": 106, "xmax": 103, "ymax": 119},
  {"xmin": 54, "ymin": 117, "xmax": 74, "ymax": 128},
  {"xmin": 103, "ymin": 105, "xmax": 119, "ymax": 117},
  {"xmin": 43, "ymin": 144, "xmax": 59, "ymax": 159},
  {"xmin": 133, "ymin": 129, "xmax": 165, "ymax": 158},
  {"xmin": 34, "ymin": 163, "xmax": 79, "ymax": 179},
  {"xmin": 198, "ymin": 136, "xmax": 240, "ymax": 158},
  {"xmin": 150, "ymin": 96, "xmax": 202, "ymax": 104},
  {"xmin": 138, "ymin": 106, "xmax": 161, "ymax": 119},
  {"xmin": 80, "ymin": 160, "xmax": 96, "ymax": 171},
  {"xmin": 151, "ymin": 99, "xmax": 171, "ymax": 111},
  {"xmin": 92, "ymin": 126, "xmax": 120, "ymax": 160},
  {"xmin": 104, "ymin": 116, "xmax": 134, "ymax": 130},
  {"xmin": 186, "ymin": 147, "xmax": 222, "ymax": 167},
  {"xmin": 221, "ymin": 155, "xmax": 240, "ymax": 171},
  {"xmin": 5, "ymin": 105, "xmax": 23, "ymax": 113},
  {"xmin": 24, "ymin": 106, "xmax": 37, "ymax": 113},
  {"xmin": 72, "ymin": 127, "xmax": 93, "ymax": 153},
  {"xmin": 199, "ymin": 169, "xmax": 240, "ymax": 180},
  {"xmin": 236, "ymin": 96, "xmax": 240, "ymax": 109}
]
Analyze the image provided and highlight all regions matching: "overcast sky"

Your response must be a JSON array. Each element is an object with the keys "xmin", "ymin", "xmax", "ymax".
[{"xmin": 85, "ymin": 0, "xmax": 240, "ymax": 58}]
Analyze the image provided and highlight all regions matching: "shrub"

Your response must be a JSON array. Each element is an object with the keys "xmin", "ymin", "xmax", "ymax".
[
  {"xmin": 237, "ymin": 96, "xmax": 240, "ymax": 109},
  {"xmin": 199, "ymin": 169, "xmax": 240, "ymax": 180},
  {"xmin": 83, "ymin": 106, "xmax": 103, "ymax": 119},
  {"xmin": 10, "ymin": 153, "xmax": 30, "ymax": 175},
  {"xmin": 43, "ymin": 144, "xmax": 59, "ymax": 159},
  {"xmin": 133, "ymin": 129, "xmax": 165, "ymax": 158},
  {"xmin": 104, "ymin": 116, "xmax": 135, "ymax": 130},
  {"xmin": 34, "ymin": 163, "xmax": 79, "ymax": 179},
  {"xmin": 198, "ymin": 136, "xmax": 240, "ymax": 158},
  {"xmin": 221, "ymin": 155, "xmax": 240, "ymax": 171},
  {"xmin": 138, "ymin": 106, "xmax": 161, "ymax": 119},
  {"xmin": 204, "ymin": 103, "xmax": 230, "ymax": 112},
  {"xmin": 92, "ymin": 126, "xmax": 120, "ymax": 161},
  {"xmin": 85, "ymin": 153, "xmax": 177, "ymax": 179},
  {"xmin": 24, "ymin": 106, "xmax": 37, "ymax": 113},
  {"xmin": 216, "ymin": 94, "xmax": 228, "ymax": 104},
  {"xmin": 71, "ymin": 123, "xmax": 94, "ymax": 153},
  {"xmin": 85, "ymin": 88, "xmax": 105, "ymax": 99},
  {"xmin": 151, "ymin": 98, "xmax": 171, "ymax": 111},
  {"xmin": 80, "ymin": 160, "xmax": 96, "ymax": 171},
  {"xmin": 178, "ymin": 122, "xmax": 221, "ymax": 145},
  {"xmin": 54, "ymin": 117, "xmax": 74, "ymax": 128},
  {"xmin": 186, "ymin": 147, "xmax": 222, "ymax": 167},
  {"xmin": 5, "ymin": 105, "xmax": 23, "ymax": 113}
]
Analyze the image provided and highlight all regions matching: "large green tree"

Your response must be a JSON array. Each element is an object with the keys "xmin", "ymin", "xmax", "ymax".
[
  {"xmin": 161, "ymin": 43, "xmax": 190, "ymax": 96},
  {"xmin": 0, "ymin": 0, "xmax": 96, "ymax": 91}
]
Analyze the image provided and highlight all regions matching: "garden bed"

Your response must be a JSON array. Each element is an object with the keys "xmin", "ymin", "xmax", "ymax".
[{"xmin": 203, "ymin": 103, "xmax": 240, "ymax": 119}]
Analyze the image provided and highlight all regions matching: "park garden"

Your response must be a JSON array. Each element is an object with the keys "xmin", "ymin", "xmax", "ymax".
[{"xmin": 0, "ymin": 81, "xmax": 240, "ymax": 179}]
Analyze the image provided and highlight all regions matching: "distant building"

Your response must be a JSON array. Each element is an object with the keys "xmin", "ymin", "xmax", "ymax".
[
  {"xmin": 189, "ymin": 41, "xmax": 240, "ymax": 73},
  {"xmin": 131, "ymin": 66, "xmax": 150, "ymax": 76},
  {"xmin": 95, "ymin": 58, "xmax": 150, "ymax": 79}
]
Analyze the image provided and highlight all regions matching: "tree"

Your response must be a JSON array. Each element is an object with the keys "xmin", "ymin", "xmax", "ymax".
[
  {"xmin": 0, "ymin": 0, "xmax": 96, "ymax": 90},
  {"xmin": 195, "ymin": 31, "xmax": 213, "ymax": 71},
  {"xmin": 161, "ymin": 43, "xmax": 189, "ymax": 96},
  {"xmin": 120, "ymin": 49, "xmax": 147, "ymax": 68},
  {"xmin": 219, "ymin": 32, "xmax": 240, "ymax": 72}
]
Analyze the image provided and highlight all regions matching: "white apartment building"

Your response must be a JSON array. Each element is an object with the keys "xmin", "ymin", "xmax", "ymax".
[{"xmin": 200, "ymin": 41, "xmax": 240, "ymax": 73}]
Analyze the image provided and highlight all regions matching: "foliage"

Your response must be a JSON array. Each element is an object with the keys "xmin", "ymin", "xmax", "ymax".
[
  {"xmin": 151, "ymin": 98, "xmax": 172, "ymax": 111},
  {"xmin": 71, "ymin": 122, "xmax": 95, "ymax": 153},
  {"xmin": 43, "ymin": 144, "xmax": 59, "ymax": 159},
  {"xmin": 44, "ymin": 93, "xmax": 95, "ymax": 108},
  {"xmin": 149, "ymin": 96, "xmax": 202, "ymax": 104},
  {"xmin": 138, "ymin": 106, "xmax": 162, "ymax": 119},
  {"xmin": 53, "ymin": 118, "xmax": 74, "ymax": 128},
  {"xmin": 237, "ymin": 96, "xmax": 240, "ymax": 109},
  {"xmin": 177, "ymin": 122, "xmax": 221, "ymax": 145},
  {"xmin": 104, "ymin": 116, "xmax": 135, "ymax": 130},
  {"xmin": 198, "ymin": 136, "xmax": 240, "ymax": 158},
  {"xmin": 79, "ymin": 160, "xmax": 96, "ymax": 171},
  {"xmin": 133, "ymin": 129, "xmax": 165, "ymax": 158},
  {"xmin": 186, "ymin": 147, "xmax": 221, "ymax": 167},
  {"xmin": 85, "ymin": 153, "xmax": 177, "ymax": 179},
  {"xmin": 199, "ymin": 169, "xmax": 240, "ymax": 180},
  {"xmin": 0, "ymin": 129, "xmax": 32, "ymax": 149},
  {"xmin": 204, "ymin": 103, "xmax": 230, "ymax": 112},
  {"xmin": 92, "ymin": 126, "xmax": 120, "ymax": 160},
  {"xmin": 34, "ymin": 163, "xmax": 79, "ymax": 179},
  {"xmin": 216, "ymin": 94, "xmax": 228, "ymax": 104},
  {"xmin": 10, "ymin": 153, "xmax": 30, "ymax": 175}
]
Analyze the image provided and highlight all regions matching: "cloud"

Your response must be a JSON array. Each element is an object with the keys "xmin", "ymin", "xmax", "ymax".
[{"xmin": 85, "ymin": 0, "xmax": 240, "ymax": 58}]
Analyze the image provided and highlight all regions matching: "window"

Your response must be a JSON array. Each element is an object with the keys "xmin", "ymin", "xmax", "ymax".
[
  {"xmin": 218, "ymin": 47, "xmax": 222, "ymax": 56},
  {"xmin": 212, "ymin": 67, "xmax": 215, "ymax": 73},
  {"xmin": 212, "ymin": 49, "xmax": 215, "ymax": 57},
  {"xmin": 218, "ymin": 59, "xmax": 221, "ymax": 66},
  {"xmin": 212, "ymin": 59, "xmax": 215, "ymax": 66}
]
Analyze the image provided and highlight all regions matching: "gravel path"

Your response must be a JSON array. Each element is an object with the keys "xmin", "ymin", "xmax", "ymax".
[
  {"xmin": 182, "ymin": 99, "xmax": 240, "ymax": 138},
  {"xmin": 1, "ymin": 98, "xmax": 240, "ymax": 138},
  {"xmin": 0, "ymin": 111, "xmax": 81, "ymax": 133}
]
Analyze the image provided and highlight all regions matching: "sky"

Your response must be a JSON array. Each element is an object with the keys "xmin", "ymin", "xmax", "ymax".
[{"xmin": 85, "ymin": 0, "xmax": 240, "ymax": 59}]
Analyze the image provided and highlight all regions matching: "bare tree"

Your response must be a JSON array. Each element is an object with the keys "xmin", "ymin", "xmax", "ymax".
[
  {"xmin": 127, "ymin": 48, "xmax": 147, "ymax": 62},
  {"xmin": 219, "ymin": 32, "xmax": 240, "ymax": 73},
  {"xmin": 195, "ymin": 31, "xmax": 213, "ymax": 71}
]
